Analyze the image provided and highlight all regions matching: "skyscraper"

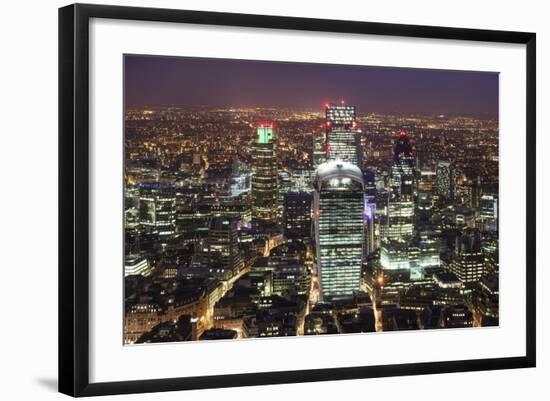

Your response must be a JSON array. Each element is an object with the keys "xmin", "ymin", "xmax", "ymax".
[
  {"xmin": 251, "ymin": 123, "xmax": 278, "ymax": 227},
  {"xmin": 312, "ymin": 133, "xmax": 327, "ymax": 168},
  {"xmin": 450, "ymin": 228, "xmax": 485, "ymax": 289},
  {"xmin": 283, "ymin": 192, "xmax": 313, "ymax": 241},
  {"xmin": 389, "ymin": 131, "xmax": 415, "ymax": 201},
  {"xmin": 208, "ymin": 216, "xmax": 244, "ymax": 275},
  {"xmin": 380, "ymin": 131, "xmax": 416, "ymax": 282},
  {"xmin": 385, "ymin": 131, "xmax": 415, "ymax": 240},
  {"xmin": 138, "ymin": 182, "xmax": 176, "ymax": 239},
  {"xmin": 436, "ymin": 161, "xmax": 454, "ymax": 202},
  {"xmin": 277, "ymin": 171, "xmax": 292, "ymax": 221},
  {"xmin": 325, "ymin": 103, "xmax": 362, "ymax": 167},
  {"xmin": 314, "ymin": 160, "xmax": 364, "ymax": 301},
  {"xmin": 480, "ymin": 194, "xmax": 498, "ymax": 232}
]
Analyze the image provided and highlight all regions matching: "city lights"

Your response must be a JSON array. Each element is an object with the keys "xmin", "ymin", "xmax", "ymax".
[{"xmin": 124, "ymin": 60, "xmax": 499, "ymax": 343}]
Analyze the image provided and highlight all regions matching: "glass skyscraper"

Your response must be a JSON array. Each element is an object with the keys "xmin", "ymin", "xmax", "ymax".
[
  {"xmin": 325, "ymin": 104, "xmax": 362, "ymax": 167},
  {"xmin": 314, "ymin": 160, "xmax": 364, "ymax": 301},
  {"xmin": 138, "ymin": 182, "xmax": 176, "ymax": 239},
  {"xmin": 386, "ymin": 131, "xmax": 415, "ymax": 241},
  {"xmin": 251, "ymin": 124, "xmax": 278, "ymax": 226}
]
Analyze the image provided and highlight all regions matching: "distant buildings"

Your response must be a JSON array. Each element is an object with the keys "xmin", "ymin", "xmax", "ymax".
[{"xmin": 314, "ymin": 160, "xmax": 364, "ymax": 301}]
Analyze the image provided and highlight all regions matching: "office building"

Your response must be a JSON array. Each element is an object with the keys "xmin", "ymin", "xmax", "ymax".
[
  {"xmin": 314, "ymin": 160, "xmax": 364, "ymax": 301},
  {"xmin": 138, "ymin": 182, "xmax": 176, "ymax": 239},
  {"xmin": 325, "ymin": 103, "xmax": 362, "ymax": 167},
  {"xmin": 283, "ymin": 192, "xmax": 312, "ymax": 240},
  {"xmin": 480, "ymin": 194, "xmax": 498, "ymax": 232},
  {"xmin": 251, "ymin": 123, "xmax": 278, "ymax": 226},
  {"xmin": 450, "ymin": 228, "xmax": 485, "ymax": 288},
  {"xmin": 208, "ymin": 216, "xmax": 244, "ymax": 275},
  {"xmin": 436, "ymin": 161, "xmax": 454, "ymax": 202},
  {"xmin": 124, "ymin": 254, "xmax": 152, "ymax": 277}
]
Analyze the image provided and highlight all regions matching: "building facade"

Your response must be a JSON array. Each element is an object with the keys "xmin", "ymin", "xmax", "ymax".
[
  {"xmin": 251, "ymin": 124, "xmax": 278, "ymax": 226},
  {"xmin": 314, "ymin": 160, "xmax": 364, "ymax": 301}
]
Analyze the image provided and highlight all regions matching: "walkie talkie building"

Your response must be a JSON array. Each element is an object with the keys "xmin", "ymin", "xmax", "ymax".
[{"xmin": 314, "ymin": 160, "xmax": 364, "ymax": 301}]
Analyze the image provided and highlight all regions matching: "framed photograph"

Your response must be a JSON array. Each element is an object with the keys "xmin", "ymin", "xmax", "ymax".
[{"xmin": 58, "ymin": 3, "xmax": 536, "ymax": 397}]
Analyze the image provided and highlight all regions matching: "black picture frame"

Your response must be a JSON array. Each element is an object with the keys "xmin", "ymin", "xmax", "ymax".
[{"xmin": 59, "ymin": 3, "xmax": 536, "ymax": 397}]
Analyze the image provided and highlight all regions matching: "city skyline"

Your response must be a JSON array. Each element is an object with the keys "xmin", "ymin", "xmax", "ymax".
[
  {"xmin": 125, "ymin": 55, "xmax": 499, "ymax": 118},
  {"xmin": 124, "ymin": 56, "xmax": 499, "ymax": 344}
]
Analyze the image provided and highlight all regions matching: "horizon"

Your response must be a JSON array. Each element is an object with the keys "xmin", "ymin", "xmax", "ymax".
[{"xmin": 125, "ymin": 55, "xmax": 499, "ymax": 119}]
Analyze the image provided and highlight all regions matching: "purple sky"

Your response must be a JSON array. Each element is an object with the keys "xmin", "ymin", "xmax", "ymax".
[{"xmin": 125, "ymin": 55, "xmax": 499, "ymax": 117}]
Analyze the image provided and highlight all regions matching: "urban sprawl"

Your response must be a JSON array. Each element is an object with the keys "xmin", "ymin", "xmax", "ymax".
[{"xmin": 124, "ymin": 103, "xmax": 499, "ymax": 343}]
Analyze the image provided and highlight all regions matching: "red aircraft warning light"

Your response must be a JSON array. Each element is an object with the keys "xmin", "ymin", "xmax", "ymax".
[{"xmin": 399, "ymin": 130, "xmax": 407, "ymax": 137}]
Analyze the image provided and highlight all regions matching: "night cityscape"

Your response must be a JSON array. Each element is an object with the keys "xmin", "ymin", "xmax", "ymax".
[{"xmin": 124, "ymin": 56, "xmax": 499, "ymax": 344}]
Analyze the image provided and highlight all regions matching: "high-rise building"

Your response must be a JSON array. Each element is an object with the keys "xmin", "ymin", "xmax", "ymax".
[
  {"xmin": 277, "ymin": 171, "xmax": 292, "ymax": 220},
  {"xmin": 314, "ymin": 160, "xmax": 364, "ymax": 301},
  {"xmin": 364, "ymin": 201, "xmax": 375, "ymax": 256},
  {"xmin": 389, "ymin": 131, "xmax": 415, "ymax": 201},
  {"xmin": 251, "ymin": 123, "xmax": 278, "ymax": 227},
  {"xmin": 325, "ymin": 103, "xmax": 362, "ymax": 167},
  {"xmin": 312, "ymin": 133, "xmax": 327, "ymax": 168},
  {"xmin": 208, "ymin": 216, "xmax": 244, "ymax": 275},
  {"xmin": 283, "ymin": 192, "xmax": 312, "ymax": 241},
  {"xmin": 386, "ymin": 131, "xmax": 415, "ymax": 240},
  {"xmin": 138, "ymin": 182, "xmax": 176, "ymax": 239},
  {"xmin": 480, "ymin": 194, "xmax": 498, "ymax": 232},
  {"xmin": 450, "ymin": 228, "xmax": 485, "ymax": 288},
  {"xmin": 436, "ymin": 161, "xmax": 454, "ymax": 202},
  {"xmin": 363, "ymin": 170, "xmax": 377, "ymax": 256},
  {"xmin": 290, "ymin": 168, "xmax": 314, "ymax": 193}
]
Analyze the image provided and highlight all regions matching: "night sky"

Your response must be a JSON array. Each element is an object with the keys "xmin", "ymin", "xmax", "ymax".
[{"xmin": 125, "ymin": 55, "xmax": 499, "ymax": 117}]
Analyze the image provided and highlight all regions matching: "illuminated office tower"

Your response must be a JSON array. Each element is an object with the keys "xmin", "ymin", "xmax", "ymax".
[
  {"xmin": 450, "ymin": 228, "xmax": 485, "ymax": 289},
  {"xmin": 385, "ymin": 131, "xmax": 415, "ymax": 240},
  {"xmin": 380, "ymin": 238, "xmax": 411, "ymax": 270},
  {"xmin": 251, "ymin": 123, "xmax": 278, "ymax": 227},
  {"xmin": 138, "ymin": 182, "xmax": 176, "ymax": 239},
  {"xmin": 480, "ymin": 194, "xmax": 498, "ymax": 232},
  {"xmin": 482, "ymin": 232, "xmax": 499, "ymax": 274},
  {"xmin": 418, "ymin": 235, "xmax": 441, "ymax": 274},
  {"xmin": 228, "ymin": 172, "xmax": 251, "ymax": 197},
  {"xmin": 436, "ymin": 161, "xmax": 454, "ymax": 202},
  {"xmin": 418, "ymin": 168, "xmax": 436, "ymax": 192},
  {"xmin": 277, "ymin": 171, "xmax": 292, "ymax": 221},
  {"xmin": 363, "ymin": 170, "xmax": 376, "ymax": 255},
  {"xmin": 314, "ymin": 161, "xmax": 364, "ymax": 301},
  {"xmin": 469, "ymin": 177, "xmax": 482, "ymax": 209},
  {"xmin": 312, "ymin": 133, "xmax": 327, "ymax": 168},
  {"xmin": 380, "ymin": 131, "xmax": 416, "ymax": 283},
  {"xmin": 416, "ymin": 191, "xmax": 433, "ymax": 227},
  {"xmin": 325, "ymin": 103, "xmax": 362, "ymax": 167},
  {"xmin": 363, "ymin": 170, "xmax": 377, "ymax": 203},
  {"xmin": 364, "ymin": 201, "xmax": 375, "ymax": 256},
  {"xmin": 283, "ymin": 192, "xmax": 312, "ymax": 241},
  {"xmin": 290, "ymin": 168, "xmax": 314, "ymax": 193},
  {"xmin": 389, "ymin": 131, "xmax": 415, "ymax": 201},
  {"xmin": 208, "ymin": 216, "xmax": 244, "ymax": 275}
]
